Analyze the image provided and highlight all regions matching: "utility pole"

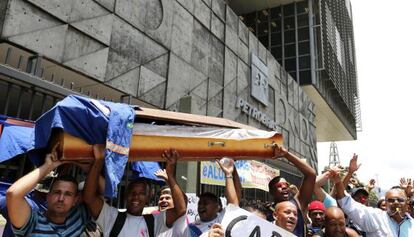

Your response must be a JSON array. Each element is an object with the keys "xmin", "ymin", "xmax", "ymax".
[
  {"xmin": 326, "ymin": 142, "xmax": 340, "ymax": 191},
  {"xmin": 329, "ymin": 142, "xmax": 341, "ymax": 167}
]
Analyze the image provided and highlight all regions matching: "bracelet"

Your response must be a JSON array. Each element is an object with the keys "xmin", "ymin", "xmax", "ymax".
[{"xmin": 225, "ymin": 175, "xmax": 233, "ymax": 179}]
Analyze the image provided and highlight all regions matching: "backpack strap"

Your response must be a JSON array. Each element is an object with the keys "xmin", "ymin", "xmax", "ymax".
[
  {"xmin": 110, "ymin": 211, "xmax": 127, "ymax": 237},
  {"xmin": 188, "ymin": 223, "xmax": 203, "ymax": 237},
  {"xmin": 143, "ymin": 214, "xmax": 154, "ymax": 237}
]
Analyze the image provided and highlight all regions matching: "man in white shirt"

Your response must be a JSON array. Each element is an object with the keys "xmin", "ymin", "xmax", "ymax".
[
  {"xmin": 153, "ymin": 169, "xmax": 188, "ymax": 237},
  {"xmin": 334, "ymin": 171, "xmax": 414, "ymax": 237},
  {"xmin": 189, "ymin": 158, "xmax": 241, "ymax": 237},
  {"xmin": 83, "ymin": 146, "xmax": 187, "ymax": 237}
]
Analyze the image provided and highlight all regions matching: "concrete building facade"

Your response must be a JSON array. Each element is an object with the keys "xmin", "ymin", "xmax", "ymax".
[
  {"xmin": 0, "ymin": 0, "xmax": 357, "ymax": 200},
  {"xmin": 231, "ymin": 0, "xmax": 361, "ymax": 142}
]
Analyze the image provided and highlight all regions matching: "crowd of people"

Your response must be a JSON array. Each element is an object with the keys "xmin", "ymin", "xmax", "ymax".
[{"xmin": 1, "ymin": 143, "xmax": 414, "ymax": 236}]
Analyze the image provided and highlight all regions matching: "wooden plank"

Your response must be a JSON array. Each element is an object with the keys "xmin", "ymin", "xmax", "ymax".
[{"xmin": 57, "ymin": 130, "xmax": 283, "ymax": 162}]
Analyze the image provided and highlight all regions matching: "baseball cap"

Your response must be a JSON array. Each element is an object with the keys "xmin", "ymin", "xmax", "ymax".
[
  {"xmin": 351, "ymin": 187, "xmax": 369, "ymax": 197},
  {"xmin": 308, "ymin": 200, "xmax": 325, "ymax": 212}
]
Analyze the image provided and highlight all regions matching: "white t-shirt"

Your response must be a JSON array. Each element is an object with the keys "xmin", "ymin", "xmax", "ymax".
[
  {"xmin": 96, "ymin": 202, "xmax": 169, "ymax": 237},
  {"xmin": 189, "ymin": 208, "xmax": 226, "ymax": 235},
  {"xmin": 158, "ymin": 214, "xmax": 188, "ymax": 237}
]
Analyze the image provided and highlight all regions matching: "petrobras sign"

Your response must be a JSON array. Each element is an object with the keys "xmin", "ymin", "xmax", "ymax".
[
  {"xmin": 251, "ymin": 54, "xmax": 269, "ymax": 106},
  {"xmin": 235, "ymin": 97, "xmax": 278, "ymax": 131},
  {"xmin": 200, "ymin": 160, "xmax": 279, "ymax": 192}
]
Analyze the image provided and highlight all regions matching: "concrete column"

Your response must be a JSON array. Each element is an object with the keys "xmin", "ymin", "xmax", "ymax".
[{"xmin": 174, "ymin": 96, "xmax": 199, "ymax": 193}]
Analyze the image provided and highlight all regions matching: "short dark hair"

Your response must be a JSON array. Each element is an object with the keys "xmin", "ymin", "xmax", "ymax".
[
  {"xmin": 50, "ymin": 175, "xmax": 78, "ymax": 193},
  {"xmin": 199, "ymin": 192, "xmax": 219, "ymax": 203},
  {"xmin": 127, "ymin": 178, "xmax": 150, "ymax": 195},
  {"xmin": 376, "ymin": 198, "xmax": 385, "ymax": 208},
  {"xmin": 241, "ymin": 200, "xmax": 269, "ymax": 217},
  {"xmin": 199, "ymin": 192, "xmax": 222, "ymax": 211},
  {"xmin": 268, "ymin": 176, "xmax": 282, "ymax": 193},
  {"xmin": 386, "ymin": 187, "xmax": 407, "ymax": 199},
  {"xmin": 159, "ymin": 185, "xmax": 171, "ymax": 195}
]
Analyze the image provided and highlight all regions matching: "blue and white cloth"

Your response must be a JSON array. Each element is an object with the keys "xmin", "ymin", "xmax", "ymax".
[{"xmin": 0, "ymin": 95, "xmax": 161, "ymax": 197}]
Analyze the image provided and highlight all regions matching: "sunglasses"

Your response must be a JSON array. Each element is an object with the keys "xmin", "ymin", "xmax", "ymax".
[
  {"xmin": 359, "ymin": 196, "xmax": 367, "ymax": 204},
  {"xmin": 275, "ymin": 182, "xmax": 289, "ymax": 189},
  {"xmin": 386, "ymin": 198, "xmax": 406, "ymax": 203}
]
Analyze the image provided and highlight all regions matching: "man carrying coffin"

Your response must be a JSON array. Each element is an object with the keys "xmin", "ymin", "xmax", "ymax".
[
  {"xmin": 83, "ymin": 146, "xmax": 187, "ymax": 237},
  {"xmin": 6, "ymin": 144, "xmax": 91, "ymax": 236},
  {"xmin": 188, "ymin": 157, "xmax": 241, "ymax": 237},
  {"xmin": 268, "ymin": 144, "xmax": 317, "ymax": 237}
]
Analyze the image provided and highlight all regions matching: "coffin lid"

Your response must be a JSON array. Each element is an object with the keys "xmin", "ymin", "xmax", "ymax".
[{"xmin": 136, "ymin": 108, "xmax": 256, "ymax": 130}]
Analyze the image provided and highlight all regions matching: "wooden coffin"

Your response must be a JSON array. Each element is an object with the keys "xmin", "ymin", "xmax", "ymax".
[{"xmin": 55, "ymin": 123, "xmax": 283, "ymax": 162}]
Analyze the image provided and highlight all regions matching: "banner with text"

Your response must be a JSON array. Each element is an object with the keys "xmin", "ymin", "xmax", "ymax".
[
  {"xmin": 222, "ymin": 205, "xmax": 295, "ymax": 237},
  {"xmin": 200, "ymin": 160, "xmax": 279, "ymax": 191}
]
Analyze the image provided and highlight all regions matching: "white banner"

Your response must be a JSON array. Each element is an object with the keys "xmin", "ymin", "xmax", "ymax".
[
  {"xmin": 221, "ymin": 205, "xmax": 296, "ymax": 237},
  {"xmin": 186, "ymin": 193, "xmax": 199, "ymax": 224}
]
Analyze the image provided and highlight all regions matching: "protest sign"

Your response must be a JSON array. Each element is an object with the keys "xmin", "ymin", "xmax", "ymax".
[
  {"xmin": 221, "ymin": 205, "xmax": 296, "ymax": 237},
  {"xmin": 200, "ymin": 160, "xmax": 279, "ymax": 191},
  {"xmin": 186, "ymin": 193, "xmax": 199, "ymax": 223}
]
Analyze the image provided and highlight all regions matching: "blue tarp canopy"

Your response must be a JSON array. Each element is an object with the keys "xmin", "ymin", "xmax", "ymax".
[
  {"xmin": 0, "ymin": 115, "xmax": 34, "ymax": 164},
  {"xmin": 0, "ymin": 95, "xmax": 162, "ymax": 197}
]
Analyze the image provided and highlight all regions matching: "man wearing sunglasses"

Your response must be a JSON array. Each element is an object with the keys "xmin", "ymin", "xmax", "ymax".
[
  {"xmin": 334, "ymin": 174, "xmax": 414, "ymax": 236},
  {"xmin": 268, "ymin": 144, "xmax": 316, "ymax": 237}
]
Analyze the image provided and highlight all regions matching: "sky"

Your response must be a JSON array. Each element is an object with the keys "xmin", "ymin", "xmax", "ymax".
[{"xmin": 317, "ymin": 0, "xmax": 414, "ymax": 191}]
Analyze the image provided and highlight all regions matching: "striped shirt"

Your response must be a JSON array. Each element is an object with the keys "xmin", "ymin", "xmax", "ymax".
[{"xmin": 12, "ymin": 204, "xmax": 90, "ymax": 237}]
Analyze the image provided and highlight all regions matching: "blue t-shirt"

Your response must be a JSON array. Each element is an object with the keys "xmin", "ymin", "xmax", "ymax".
[
  {"xmin": 323, "ymin": 193, "xmax": 338, "ymax": 208},
  {"xmin": 290, "ymin": 198, "xmax": 305, "ymax": 237},
  {"xmin": 12, "ymin": 204, "xmax": 89, "ymax": 237}
]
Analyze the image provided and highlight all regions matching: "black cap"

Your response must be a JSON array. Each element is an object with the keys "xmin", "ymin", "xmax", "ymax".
[{"xmin": 351, "ymin": 187, "xmax": 369, "ymax": 197}]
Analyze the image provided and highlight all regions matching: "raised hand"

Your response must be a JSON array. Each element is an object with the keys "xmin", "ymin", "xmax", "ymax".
[
  {"xmin": 367, "ymin": 179, "xmax": 375, "ymax": 191},
  {"xmin": 44, "ymin": 142, "xmax": 63, "ymax": 170},
  {"xmin": 404, "ymin": 178, "xmax": 414, "ymax": 197},
  {"xmin": 273, "ymin": 143, "xmax": 288, "ymax": 158},
  {"xmin": 350, "ymin": 177, "xmax": 359, "ymax": 186},
  {"xmin": 348, "ymin": 153, "xmax": 361, "ymax": 174},
  {"xmin": 155, "ymin": 169, "xmax": 169, "ymax": 181},
  {"xmin": 329, "ymin": 168, "xmax": 342, "ymax": 184},
  {"xmin": 400, "ymin": 177, "xmax": 408, "ymax": 189},
  {"xmin": 216, "ymin": 157, "xmax": 234, "ymax": 176},
  {"xmin": 208, "ymin": 223, "xmax": 224, "ymax": 237},
  {"xmin": 162, "ymin": 149, "xmax": 179, "ymax": 172}
]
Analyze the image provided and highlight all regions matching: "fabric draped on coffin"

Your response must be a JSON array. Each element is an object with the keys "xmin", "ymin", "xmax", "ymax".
[{"xmin": 0, "ymin": 96, "xmax": 162, "ymax": 197}]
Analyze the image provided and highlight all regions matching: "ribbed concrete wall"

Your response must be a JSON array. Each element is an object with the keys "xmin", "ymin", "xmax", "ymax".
[{"xmin": 0, "ymin": 0, "xmax": 318, "ymax": 171}]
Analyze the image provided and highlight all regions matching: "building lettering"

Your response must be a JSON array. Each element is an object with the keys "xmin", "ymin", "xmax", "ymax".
[
  {"xmin": 251, "ymin": 54, "xmax": 269, "ymax": 106},
  {"xmin": 236, "ymin": 97, "xmax": 278, "ymax": 131}
]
